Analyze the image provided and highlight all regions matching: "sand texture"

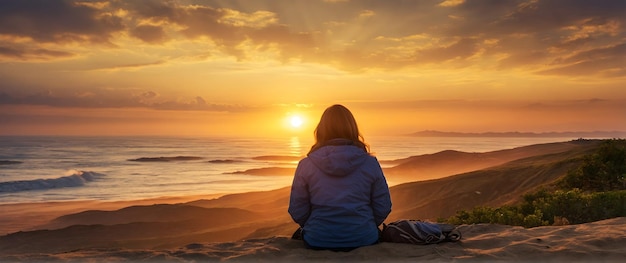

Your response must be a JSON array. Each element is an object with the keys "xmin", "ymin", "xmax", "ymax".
[{"xmin": 1, "ymin": 218, "xmax": 624, "ymax": 262}]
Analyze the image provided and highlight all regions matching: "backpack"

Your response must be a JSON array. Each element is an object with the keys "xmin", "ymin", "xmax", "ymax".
[{"xmin": 380, "ymin": 220, "xmax": 462, "ymax": 245}]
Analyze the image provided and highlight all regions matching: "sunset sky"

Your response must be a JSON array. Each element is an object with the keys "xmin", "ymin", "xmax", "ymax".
[{"xmin": 1, "ymin": 0, "xmax": 625, "ymax": 137}]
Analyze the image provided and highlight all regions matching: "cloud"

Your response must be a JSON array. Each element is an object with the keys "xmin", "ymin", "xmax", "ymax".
[
  {"xmin": 130, "ymin": 25, "xmax": 166, "ymax": 43},
  {"xmin": 497, "ymin": 50, "xmax": 547, "ymax": 69},
  {"xmin": 0, "ymin": 0, "xmax": 624, "ymax": 77},
  {"xmin": 175, "ymin": 6, "xmax": 316, "ymax": 60},
  {"xmin": 538, "ymin": 43, "xmax": 626, "ymax": 76},
  {"xmin": 0, "ymin": 89, "xmax": 249, "ymax": 112},
  {"xmin": 358, "ymin": 10, "xmax": 375, "ymax": 19},
  {"xmin": 110, "ymin": 1, "xmax": 317, "ymax": 60},
  {"xmin": 442, "ymin": 0, "xmax": 625, "ymax": 37},
  {"xmin": 0, "ymin": 46, "xmax": 74, "ymax": 60},
  {"xmin": 438, "ymin": 0, "xmax": 465, "ymax": 7},
  {"xmin": 141, "ymin": 91, "xmax": 158, "ymax": 99},
  {"xmin": 90, "ymin": 60, "xmax": 167, "ymax": 71},
  {"xmin": 219, "ymin": 9, "xmax": 278, "ymax": 28},
  {"xmin": 415, "ymin": 38, "xmax": 479, "ymax": 63},
  {"xmin": 0, "ymin": 0, "xmax": 124, "ymax": 44},
  {"xmin": 345, "ymin": 99, "xmax": 626, "ymax": 121},
  {"xmin": 556, "ymin": 43, "xmax": 626, "ymax": 65},
  {"xmin": 538, "ymin": 57, "xmax": 625, "ymax": 77}
]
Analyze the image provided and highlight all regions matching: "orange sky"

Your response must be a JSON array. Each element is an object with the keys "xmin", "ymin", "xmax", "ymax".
[{"xmin": 0, "ymin": 0, "xmax": 625, "ymax": 137}]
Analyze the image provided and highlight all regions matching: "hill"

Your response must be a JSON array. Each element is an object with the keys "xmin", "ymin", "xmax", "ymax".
[
  {"xmin": 388, "ymin": 143, "xmax": 599, "ymax": 221},
  {"xmin": 383, "ymin": 139, "xmax": 599, "ymax": 183},
  {"xmin": 408, "ymin": 130, "xmax": 626, "ymax": 138}
]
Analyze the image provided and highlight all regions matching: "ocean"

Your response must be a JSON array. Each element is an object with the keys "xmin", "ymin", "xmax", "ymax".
[{"xmin": 0, "ymin": 135, "xmax": 586, "ymax": 205}]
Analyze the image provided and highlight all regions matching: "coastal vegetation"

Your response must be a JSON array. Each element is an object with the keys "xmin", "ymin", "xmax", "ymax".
[{"xmin": 443, "ymin": 139, "xmax": 626, "ymax": 227}]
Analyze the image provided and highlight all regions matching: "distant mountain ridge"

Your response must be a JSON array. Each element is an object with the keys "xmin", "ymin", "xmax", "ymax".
[{"xmin": 409, "ymin": 130, "xmax": 626, "ymax": 138}]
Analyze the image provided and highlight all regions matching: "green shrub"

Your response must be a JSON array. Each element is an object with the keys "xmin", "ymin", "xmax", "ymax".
[
  {"xmin": 559, "ymin": 139, "xmax": 626, "ymax": 191},
  {"xmin": 442, "ymin": 139, "xmax": 626, "ymax": 227},
  {"xmin": 443, "ymin": 190, "xmax": 626, "ymax": 227}
]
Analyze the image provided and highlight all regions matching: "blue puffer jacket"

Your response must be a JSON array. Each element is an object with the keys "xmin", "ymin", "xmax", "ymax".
[{"xmin": 288, "ymin": 139, "xmax": 392, "ymax": 249}]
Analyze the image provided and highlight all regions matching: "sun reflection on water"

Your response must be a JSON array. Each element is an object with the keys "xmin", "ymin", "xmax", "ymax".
[{"xmin": 289, "ymin": 136, "xmax": 304, "ymax": 162}]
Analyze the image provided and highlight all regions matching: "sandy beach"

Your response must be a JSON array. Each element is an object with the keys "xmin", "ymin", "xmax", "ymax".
[{"xmin": 2, "ymin": 217, "xmax": 624, "ymax": 262}]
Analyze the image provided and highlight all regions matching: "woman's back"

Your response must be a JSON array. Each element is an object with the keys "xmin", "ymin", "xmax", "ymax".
[{"xmin": 289, "ymin": 139, "xmax": 392, "ymax": 249}]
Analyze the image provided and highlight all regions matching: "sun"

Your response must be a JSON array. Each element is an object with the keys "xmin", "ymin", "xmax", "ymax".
[{"xmin": 290, "ymin": 115, "xmax": 304, "ymax": 128}]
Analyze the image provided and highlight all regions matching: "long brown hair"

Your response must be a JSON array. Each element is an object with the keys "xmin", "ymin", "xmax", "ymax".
[{"xmin": 308, "ymin": 104, "xmax": 369, "ymax": 155}]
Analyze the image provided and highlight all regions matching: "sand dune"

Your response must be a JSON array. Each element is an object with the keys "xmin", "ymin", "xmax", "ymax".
[
  {"xmin": 187, "ymin": 187, "xmax": 291, "ymax": 212},
  {"xmin": 42, "ymin": 205, "xmax": 259, "ymax": 230},
  {"xmin": 2, "ymin": 217, "xmax": 624, "ymax": 262},
  {"xmin": 0, "ymin": 139, "xmax": 619, "ymax": 261},
  {"xmin": 387, "ymin": 145, "xmax": 597, "ymax": 221},
  {"xmin": 0, "ymin": 194, "xmax": 223, "ymax": 235},
  {"xmin": 1, "ymin": 218, "xmax": 264, "ymax": 254},
  {"xmin": 383, "ymin": 139, "xmax": 599, "ymax": 184}
]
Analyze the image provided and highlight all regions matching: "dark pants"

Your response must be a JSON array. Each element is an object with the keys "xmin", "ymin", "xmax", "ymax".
[{"xmin": 291, "ymin": 228, "xmax": 378, "ymax": 252}]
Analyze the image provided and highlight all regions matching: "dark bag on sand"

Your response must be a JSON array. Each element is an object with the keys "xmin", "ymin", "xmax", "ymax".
[
  {"xmin": 291, "ymin": 227, "xmax": 303, "ymax": 240},
  {"xmin": 381, "ymin": 220, "xmax": 461, "ymax": 245}
]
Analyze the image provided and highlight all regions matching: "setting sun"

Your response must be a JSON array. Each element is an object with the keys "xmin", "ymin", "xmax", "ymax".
[{"xmin": 290, "ymin": 115, "xmax": 304, "ymax": 128}]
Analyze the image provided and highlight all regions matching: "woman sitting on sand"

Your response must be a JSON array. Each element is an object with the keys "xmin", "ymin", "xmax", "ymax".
[{"xmin": 288, "ymin": 104, "xmax": 392, "ymax": 251}]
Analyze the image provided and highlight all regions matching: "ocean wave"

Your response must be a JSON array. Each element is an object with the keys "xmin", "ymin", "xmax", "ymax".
[
  {"xmin": 128, "ymin": 156, "xmax": 203, "ymax": 162},
  {"xmin": 252, "ymin": 155, "xmax": 303, "ymax": 162},
  {"xmin": 0, "ymin": 170, "xmax": 105, "ymax": 193},
  {"xmin": 0, "ymin": 160, "xmax": 22, "ymax": 165},
  {"xmin": 208, "ymin": 159, "xmax": 244, "ymax": 164},
  {"xmin": 224, "ymin": 167, "xmax": 295, "ymax": 176}
]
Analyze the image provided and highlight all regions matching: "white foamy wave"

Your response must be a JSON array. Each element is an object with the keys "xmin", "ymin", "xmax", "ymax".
[{"xmin": 0, "ymin": 170, "xmax": 105, "ymax": 193}]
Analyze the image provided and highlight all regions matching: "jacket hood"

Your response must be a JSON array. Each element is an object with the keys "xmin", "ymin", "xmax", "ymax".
[{"xmin": 307, "ymin": 139, "xmax": 369, "ymax": 177}]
